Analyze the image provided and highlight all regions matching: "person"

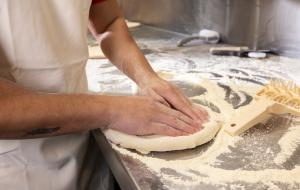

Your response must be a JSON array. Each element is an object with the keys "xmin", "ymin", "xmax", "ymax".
[{"xmin": 0, "ymin": 0, "xmax": 209, "ymax": 189}]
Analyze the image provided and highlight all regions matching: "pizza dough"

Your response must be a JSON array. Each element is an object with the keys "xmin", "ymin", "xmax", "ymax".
[
  {"xmin": 103, "ymin": 80, "xmax": 232, "ymax": 154},
  {"xmin": 103, "ymin": 109, "xmax": 222, "ymax": 154}
]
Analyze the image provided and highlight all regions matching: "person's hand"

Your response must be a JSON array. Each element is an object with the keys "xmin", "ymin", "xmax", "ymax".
[
  {"xmin": 138, "ymin": 76, "xmax": 209, "ymax": 125},
  {"xmin": 107, "ymin": 96, "xmax": 202, "ymax": 136}
]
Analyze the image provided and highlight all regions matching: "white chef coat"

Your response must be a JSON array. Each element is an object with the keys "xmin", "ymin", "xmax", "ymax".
[{"xmin": 0, "ymin": 0, "xmax": 99, "ymax": 189}]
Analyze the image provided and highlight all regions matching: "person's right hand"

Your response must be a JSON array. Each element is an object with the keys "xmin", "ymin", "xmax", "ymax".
[{"xmin": 107, "ymin": 96, "xmax": 203, "ymax": 136}]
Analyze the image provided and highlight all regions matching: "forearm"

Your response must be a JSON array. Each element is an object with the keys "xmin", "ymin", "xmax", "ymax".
[
  {"xmin": 0, "ymin": 81, "xmax": 112, "ymax": 139},
  {"xmin": 0, "ymin": 79, "xmax": 33, "ymax": 96},
  {"xmin": 89, "ymin": 17, "xmax": 157, "ymax": 86}
]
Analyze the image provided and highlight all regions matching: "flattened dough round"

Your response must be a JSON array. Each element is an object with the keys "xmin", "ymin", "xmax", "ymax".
[{"xmin": 103, "ymin": 110, "xmax": 222, "ymax": 154}]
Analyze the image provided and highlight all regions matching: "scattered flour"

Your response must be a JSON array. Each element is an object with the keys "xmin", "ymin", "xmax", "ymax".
[
  {"xmin": 88, "ymin": 50, "xmax": 300, "ymax": 188},
  {"xmin": 112, "ymin": 127, "xmax": 300, "ymax": 186},
  {"xmin": 274, "ymin": 118, "xmax": 300, "ymax": 165},
  {"xmin": 110, "ymin": 80, "xmax": 300, "ymax": 188}
]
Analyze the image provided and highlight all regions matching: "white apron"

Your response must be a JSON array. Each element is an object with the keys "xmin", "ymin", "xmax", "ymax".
[{"xmin": 0, "ymin": 0, "xmax": 94, "ymax": 189}]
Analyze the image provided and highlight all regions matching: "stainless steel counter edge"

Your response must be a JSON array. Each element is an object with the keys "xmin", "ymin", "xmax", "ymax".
[{"xmin": 92, "ymin": 129, "xmax": 140, "ymax": 190}]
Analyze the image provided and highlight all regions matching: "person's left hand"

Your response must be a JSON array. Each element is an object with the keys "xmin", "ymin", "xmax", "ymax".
[{"xmin": 138, "ymin": 76, "xmax": 209, "ymax": 126}]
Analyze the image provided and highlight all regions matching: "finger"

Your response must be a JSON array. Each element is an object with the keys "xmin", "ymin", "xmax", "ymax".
[
  {"xmin": 173, "ymin": 89, "xmax": 210, "ymax": 122},
  {"xmin": 150, "ymin": 123, "xmax": 190, "ymax": 137},
  {"xmin": 196, "ymin": 105, "xmax": 209, "ymax": 117},
  {"xmin": 166, "ymin": 90, "xmax": 200, "ymax": 120},
  {"xmin": 158, "ymin": 113, "xmax": 201, "ymax": 134},
  {"xmin": 192, "ymin": 104, "xmax": 209, "ymax": 118},
  {"xmin": 175, "ymin": 88, "xmax": 193, "ymax": 106},
  {"xmin": 192, "ymin": 105, "xmax": 210, "ymax": 123},
  {"xmin": 156, "ymin": 102, "xmax": 200, "ymax": 129},
  {"xmin": 148, "ymin": 89, "xmax": 171, "ymax": 107}
]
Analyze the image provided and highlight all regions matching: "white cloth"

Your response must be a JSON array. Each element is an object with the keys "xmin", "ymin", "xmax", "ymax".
[{"xmin": 0, "ymin": 0, "xmax": 93, "ymax": 189}]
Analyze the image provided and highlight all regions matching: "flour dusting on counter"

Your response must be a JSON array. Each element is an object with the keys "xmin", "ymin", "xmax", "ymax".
[
  {"xmin": 87, "ymin": 37, "xmax": 300, "ymax": 189},
  {"xmin": 110, "ymin": 77, "xmax": 300, "ymax": 189},
  {"xmin": 112, "ymin": 125, "xmax": 300, "ymax": 188},
  {"xmin": 274, "ymin": 117, "xmax": 300, "ymax": 165}
]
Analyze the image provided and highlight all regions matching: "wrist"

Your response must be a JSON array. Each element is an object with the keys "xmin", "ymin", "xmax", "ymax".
[
  {"xmin": 135, "ymin": 72, "xmax": 159, "ymax": 87},
  {"xmin": 87, "ymin": 95, "xmax": 115, "ymax": 129}
]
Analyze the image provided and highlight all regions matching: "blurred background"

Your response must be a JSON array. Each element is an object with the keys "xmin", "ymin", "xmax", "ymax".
[{"xmin": 118, "ymin": 0, "xmax": 300, "ymax": 58}]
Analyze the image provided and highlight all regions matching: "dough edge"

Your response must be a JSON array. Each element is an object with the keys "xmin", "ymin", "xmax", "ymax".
[{"xmin": 103, "ymin": 112, "xmax": 222, "ymax": 154}]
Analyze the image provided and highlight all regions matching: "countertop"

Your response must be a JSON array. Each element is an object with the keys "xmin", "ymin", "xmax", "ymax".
[{"xmin": 87, "ymin": 25, "xmax": 300, "ymax": 190}]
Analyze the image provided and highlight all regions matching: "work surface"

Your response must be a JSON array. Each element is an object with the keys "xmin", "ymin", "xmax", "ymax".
[{"xmin": 88, "ymin": 25, "xmax": 300, "ymax": 190}]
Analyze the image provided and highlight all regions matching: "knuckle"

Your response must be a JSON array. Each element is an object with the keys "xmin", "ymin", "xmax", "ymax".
[
  {"xmin": 170, "ymin": 115, "xmax": 178, "ymax": 123},
  {"xmin": 174, "ymin": 118, "xmax": 182, "ymax": 127},
  {"xmin": 174, "ymin": 111, "xmax": 182, "ymax": 118}
]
